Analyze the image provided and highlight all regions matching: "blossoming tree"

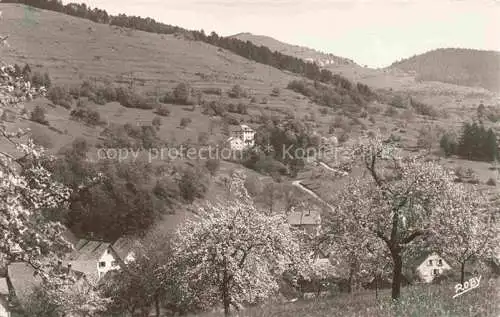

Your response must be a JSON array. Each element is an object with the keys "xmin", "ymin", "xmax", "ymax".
[
  {"xmin": 0, "ymin": 126, "xmax": 72, "ymax": 266},
  {"xmin": 1, "ymin": 125, "xmax": 109, "ymax": 316},
  {"xmin": 435, "ymin": 185, "xmax": 498, "ymax": 284},
  {"xmin": 167, "ymin": 170, "xmax": 307, "ymax": 316},
  {"xmin": 325, "ymin": 135, "xmax": 472, "ymax": 300}
]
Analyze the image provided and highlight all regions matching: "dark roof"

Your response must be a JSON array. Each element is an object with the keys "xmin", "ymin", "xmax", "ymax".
[
  {"xmin": 406, "ymin": 251, "xmax": 452, "ymax": 270},
  {"xmin": 68, "ymin": 239, "xmax": 111, "ymax": 261},
  {"xmin": 112, "ymin": 236, "xmax": 141, "ymax": 260},
  {"xmin": 7, "ymin": 263, "xmax": 40, "ymax": 303},
  {"xmin": 62, "ymin": 260, "xmax": 98, "ymax": 281},
  {"xmin": 287, "ymin": 209, "xmax": 321, "ymax": 226}
]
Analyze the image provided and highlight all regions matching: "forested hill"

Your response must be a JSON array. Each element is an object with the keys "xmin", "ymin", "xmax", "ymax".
[
  {"xmin": 1, "ymin": 0, "xmax": 374, "ymax": 101},
  {"xmin": 389, "ymin": 48, "xmax": 500, "ymax": 92}
]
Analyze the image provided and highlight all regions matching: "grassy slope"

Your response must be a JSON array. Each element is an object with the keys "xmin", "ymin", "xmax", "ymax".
[{"xmin": 0, "ymin": 3, "xmax": 321, "ymax": 150}]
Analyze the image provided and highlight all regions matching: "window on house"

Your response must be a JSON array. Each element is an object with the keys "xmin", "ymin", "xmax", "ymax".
[
  {"xmin": 99, "ymin": 261, "xmax": 106, "ymax": 268},
  {"xmin": 438, "ymin": 259, "xmax": 443, "ymax": 266},
  {"xmin": 428, "ymin": 259, "xmax": 433, "ymax": 266},
  {"xmin": 433, "ymin": 269, "xmax": 439, "ymax": 275}
]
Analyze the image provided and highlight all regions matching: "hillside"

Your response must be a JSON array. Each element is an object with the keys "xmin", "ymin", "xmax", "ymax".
[
  {"xmin": 389, "ymin": 48, "xmax": 500, "ymax": 93},
  {"xmin": 230, "ymin": 32, "xmax": 356, "ymax": 67}
]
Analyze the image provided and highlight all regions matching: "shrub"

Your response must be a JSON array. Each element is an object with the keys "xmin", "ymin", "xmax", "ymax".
[
  {"xmin": 30, "ymin": 71, "xmax": 51, "ymax": 89},
  {"xmin": 116, "ymin": 87, "xmax": 150, "ymax": 109},
  {"xmin": 197, "ymin": 132, "xmax": 209, "ymax": 145},
  {"xmin": 271, "ymin": 87, "xmax": 280, "ymax": 97},
  {"xmin": 203, "ymin": 101, "xmax": 228, "ymax": 116},
  {"xmin": 30, "ymin": 106, "xmax": 49, "ymax": 125},
  {"xmin": 100, "ymin": 85, "xmax": 118, "ymax": 102},
  {"xmin": 223, "ymin": 114, "xmax": 240, "ymax": 125},
  {"xmin": 178, "ymin": 166, "xmax": 209, "ymax": 203},
  {"xmin": 48, "ymin": 86, "xmax": 72, "ymax": 108},
  {"xmin": 410, "ymin": 98, "xmax": 438, "ymax": 117},
  {"xmin": 228, "ymin": 84, "xmax": 247, "ymax": 98},
  {"xmin": 205, "ymin": 159, "xmax": 220, "ymax": 176},
  {"xmin": 152, "ymin": 116, "xmax": 162, "ymax": 129},
  {"xmin": 457, "ymin": 122, "xmax": 497, "ymax": 162},
  {"xmin": 227, "ymin": 103, "xmax": 248, "ymax": 115},
  {"xmin": 440, "ymin": 133, "xmax": 457, "ymax": 157},
  {"xmin": 173, "ymin": 83, "xmax": 191, "ymax": 104},
  {"xmin": 156, "ymin": 105, "xmax": 171, "ymax": 116},
  {"xmin": 70, "ymin": 107, "xmax": 102, "ymax": 126},
  {"xmin": 384, "ymin": 106, "xmax": 399, "ymax": 117},
  {"xmin": 202, "ymin": 87, "xmax": 222, "ymax": 95},
  {"xmin": 486, "ymin": 178, "xmax": 497, "ymax": 186},
  {"xmin": 180, "ymin": 117, "xmax": 192, "ymax": 128},
  {"xmin": 76, "ymin": 98, "xmax": 88, "ymax": 108},
  {"xmin": 390, "ymin": 95, "xmax": 406, "ymax": 108}
]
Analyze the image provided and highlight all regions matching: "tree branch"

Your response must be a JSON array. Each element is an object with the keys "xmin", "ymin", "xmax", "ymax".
[{"xmin": 402, "ymin": 230, "xmax": 425, "ymax": 244}]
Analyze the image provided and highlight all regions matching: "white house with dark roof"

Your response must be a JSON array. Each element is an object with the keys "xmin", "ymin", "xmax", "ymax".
[
  {"xmin": 412, "ymin": 252, "xmax": 452, "ymax": 283},
  {"xmin": 229, "ymin": 124, "xmax": 256, "ymax": 150},
  {"xmin": 68, "ymin": 239, "xmax": 121, "ymax": 279},
  {"xmin": 0, "ymin": 278, "xmax": 9, "ymax": 317}
]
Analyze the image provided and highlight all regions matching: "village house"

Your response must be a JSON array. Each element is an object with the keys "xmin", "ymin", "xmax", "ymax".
[
  {"xmin": 287, "ymin": 206, "xmax": 322, "ymax": 236},
  {"xmin": 412, "ymin": 252, "xmax": 452, "ymax": 283},
  {"xmin": 111, "ymin": 236, "xmax": 142, "ymax": 265},
  {"xmin": 67, "ymin": 239, "xmax": 121, "ymax": 279},
  {"xmin": 0, "ymin": 278, "xmax": 9, "ymax": 317},
  {"xmin": 6, "ymin": 262, "xmax": 92, "ymax": 316},
  {"xmin": 228, "ymin": 124, "xmax": 256, "ymax": 150}
]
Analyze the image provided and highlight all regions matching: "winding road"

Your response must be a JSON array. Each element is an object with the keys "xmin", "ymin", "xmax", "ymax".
[{"xmin": 291, "ymin": 160, "xmax": 343, "ymax": 212}]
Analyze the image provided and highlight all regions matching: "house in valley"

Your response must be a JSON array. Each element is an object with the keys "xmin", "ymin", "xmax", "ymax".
[
  {"xmin": 229, "ymin": 124, "xmax": 256, "ymax": 149},
  {"xmin": 412, "ymin": 252, "xmax": 452, "ymax": 283},
  {"xmin": 67, "ymin": 239, "xmax": 121, "ymax": 279},
  {"xmin": 0, "ymin": 278, "xmax": 9, "ymax": 317},
  {"xmin": 7, "ymin": 262, "xmax": 92, "ymax": 316},
  {"xmin": 287, "ymin": 205, "xmax": 321, "ymax": 236}
]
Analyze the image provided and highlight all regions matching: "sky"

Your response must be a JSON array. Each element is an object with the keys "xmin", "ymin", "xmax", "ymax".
[{"xmin": 77, "ymin": 0, "xmax": 500, "ymax": 68}]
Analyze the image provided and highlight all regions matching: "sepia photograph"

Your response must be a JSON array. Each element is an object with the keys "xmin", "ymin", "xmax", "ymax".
[{"xmin": 0, "ymin": 0, "xmax": 499, "ymax": 316}]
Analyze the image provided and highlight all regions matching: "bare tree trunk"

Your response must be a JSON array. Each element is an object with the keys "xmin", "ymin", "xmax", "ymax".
[
  {"xmin": 391, "ymin": 252, "xmax": 403, "ymax": 300},
  {"xmin": 155, "ymin": 293, "xmax": 160, "ymax": 317},
  {"xmin": 460, "ymin": 261, "xmax": 466, "ymax": 285},
  {"xmin": 222, "ymin": 257, "xmax": 231, "ymax": 317}
]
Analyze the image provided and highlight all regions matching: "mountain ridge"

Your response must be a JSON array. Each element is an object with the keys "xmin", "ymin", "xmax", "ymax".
[
  {"xmin": 389, "ymin": 48, "xmax": 500, "ymax": 93},
  {"xmin": 229, "ymin": 32, "xmax": 358, "ymax": 67}
]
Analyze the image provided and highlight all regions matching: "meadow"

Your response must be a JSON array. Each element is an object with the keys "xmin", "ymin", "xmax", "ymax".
[{"xmin": 193, "ymin": 278, "xmax": 500, "ymax": 317}]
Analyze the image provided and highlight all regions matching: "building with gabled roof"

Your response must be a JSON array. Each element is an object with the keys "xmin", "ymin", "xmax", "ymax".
[
  {"xmin": 287, "ymin": 206, "xmax": 321, "ymax": 236},
  {"xmin": 229, "ymin": 124, "xmax": 256, "ymax": 149},
  {"xmin": 408, "ymin": 251, "xmax": 452, "ymax": 283},
  {"xmin": 111, "ymin": 236, "xmax": 142, "ymax": 265},
  {"xmin": 67, "ymin": 239, "xmax": 120, "ymax": 279}
]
